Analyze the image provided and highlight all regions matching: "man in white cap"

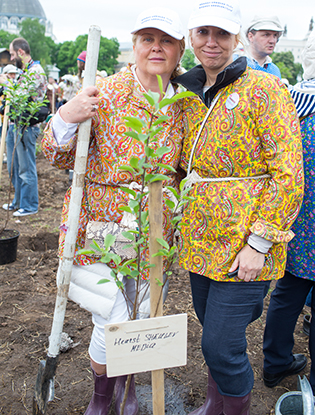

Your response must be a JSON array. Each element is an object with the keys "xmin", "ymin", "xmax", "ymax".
[{"xmin": 246, "ymin": 15, "xmax": 283, "ymax": 78}]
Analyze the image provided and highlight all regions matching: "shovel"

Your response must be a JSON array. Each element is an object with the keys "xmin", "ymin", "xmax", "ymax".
[{"xmin": 33, "ymin": 25, "xmax": 101, "ymax": 415}]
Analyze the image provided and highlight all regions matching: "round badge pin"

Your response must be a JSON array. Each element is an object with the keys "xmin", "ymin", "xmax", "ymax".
[{"xmin": 225, "ymin": 92, "xmax": 239, "ymax": 110}]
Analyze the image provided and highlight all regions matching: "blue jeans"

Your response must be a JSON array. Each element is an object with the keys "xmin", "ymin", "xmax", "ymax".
[
  {"xmin": 190, "ymin": 272, "xmax": 270, "ymax": 397},
  {"xmin": 6, "ymin": 124, "xmax": 39, "ymax": 211},
  {"xmin": 263, "ymin": 270, "xmax": 315, "ymax": 393}
]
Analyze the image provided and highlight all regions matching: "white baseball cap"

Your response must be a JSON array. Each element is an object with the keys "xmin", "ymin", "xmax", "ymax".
[
  {"xmin": 3, "ymin": 64, "xmax": 19, "ymax": 74},
  {"xmin": 131, "ymin": 7, "xmax": 185, "ymax": 40},
  {"xmin": 188, "ymin": 0, "xmax": 241, "ymax": 35},
  {"xmin": 247, "ymin": 16, "xmax": 283, "ymax": 34}
]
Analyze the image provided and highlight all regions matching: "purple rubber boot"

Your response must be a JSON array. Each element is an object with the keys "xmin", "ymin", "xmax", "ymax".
[
  {"xmin": 84, "ymin": 368, "xmax": 116, "ymax": 415},
  {"xmin": 115, "ymin": 374, "xmax": 139, "ymax": 415},
  {"xmin": 189, "ymin": 369, "xmax": 223, "ymax": 415},
  {"xmin": 222, "ymin": 392, "xmax": 251, "ymax": 415}
]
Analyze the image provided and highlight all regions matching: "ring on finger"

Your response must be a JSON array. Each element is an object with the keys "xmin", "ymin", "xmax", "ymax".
[{"xmin": 92, "ymin": 104, "xmax": 98, "ymax": 111}]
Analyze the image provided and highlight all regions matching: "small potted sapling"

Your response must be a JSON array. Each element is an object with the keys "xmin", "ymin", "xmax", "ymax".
[{"xmin": 0, "ymin": 70, "xmax": 48, "ymax": 265}]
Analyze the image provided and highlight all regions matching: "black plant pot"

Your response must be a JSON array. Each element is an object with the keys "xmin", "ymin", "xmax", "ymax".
[{"xmin": 0, "ymin": 229, "xmax": 19, "ymax": 265}]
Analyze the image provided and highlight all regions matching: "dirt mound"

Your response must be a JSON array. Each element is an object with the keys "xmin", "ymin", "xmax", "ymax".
[{"xmin": 19, "ymin": 232, "xmax": 59, "ymax": 251}]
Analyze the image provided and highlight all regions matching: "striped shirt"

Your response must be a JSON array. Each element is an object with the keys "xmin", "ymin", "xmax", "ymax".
[{"xmin": 289, "ymin": 79, "xmax": 315, "ymax": 118}]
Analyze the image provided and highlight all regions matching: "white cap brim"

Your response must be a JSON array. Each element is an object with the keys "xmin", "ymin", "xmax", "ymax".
[
  {"xmin": 249, "ymin": 22, "xmax": 282, "ymax": 32},
  {"xmin": 131, "ymin": 22, "xmax": 184, "ymax": 40},
  {"xmin": 188, "ymin": 15, "xmax": 240, "ymax": 35}
]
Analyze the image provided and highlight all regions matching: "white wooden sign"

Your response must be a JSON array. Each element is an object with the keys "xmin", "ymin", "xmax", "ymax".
[{"xmin": 104, "ymin": 313, "xmax": 187, "ymax": 378}]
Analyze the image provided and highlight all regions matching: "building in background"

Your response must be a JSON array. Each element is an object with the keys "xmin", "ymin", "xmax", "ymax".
[
  {"xmin": 274, "ymin": 18, "xmax": 314, "ymax": 63},
  {"xmin": 0, "ymin": 0, "xmax": 54, "ymax": 39}
]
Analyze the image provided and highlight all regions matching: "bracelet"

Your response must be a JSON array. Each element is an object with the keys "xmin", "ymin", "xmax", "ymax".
[{"xmin": 247, "ymin": 243, "xmax": 265, "ymax": 254}]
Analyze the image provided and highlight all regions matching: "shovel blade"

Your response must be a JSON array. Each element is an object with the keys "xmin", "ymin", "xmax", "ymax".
[{"xmin": 33, "ymin": 355, "xmax": 58, "ymax": 415}]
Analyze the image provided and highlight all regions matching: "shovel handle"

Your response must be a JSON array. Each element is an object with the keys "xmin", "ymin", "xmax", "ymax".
[{"xmin": 48, "ymin": 26, "xmax": 101, "ymax": 358}]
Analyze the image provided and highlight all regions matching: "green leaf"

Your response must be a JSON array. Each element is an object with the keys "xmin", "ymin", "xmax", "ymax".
[
  {"xmin": 155, "ymin": 278, "xmax": 163, "ymax": 287},
  {"xmin": 77, "ymin": 248, "xmax": 96, "ymax": 256},
  {"xmin": 165, "ymin": 199, "xmax": 175, "ymax": 209},
  {"xmin": 142, "ymin": 162, "xmax": 153, "ymax": 169},
  {"xmin": 174, "ymin": 90, "xmax": 197, "ymax": 99},
  {"xmin": 100, "ymin": 254, "xmax": 112, "ymax": 263},
  {"xmin": 129, "ymin": 199, "xmax": 139, "ymax": 210},
  {"xmin": 159, "ymin": 97, "xmax": 175, "ymax": 110},
  {"xmin": 119, "ymin": 165, "xmax": 135, "ymax": 173},
  {"xmin": 143, "ymin": 90, "xmax": 160, "ymax": 109},
  {"xmin": 172, "ymin": 215, "xmax": 182, "ymax": 222},
  {"xmin": 97, "ymin": 278, "xmax": 110, "ymax": 284},
  {"xmin": 123, "ymin": 116, "xmax": 145, "ymax": 133},
  {"xmin": 152, "ymin": 115, "xmax": 170, "ymax": 126},
  {"xmin": 156, "ymin": 163, "xmax": 176, "ymax": 172},
  {"xmin": 149, "ymin": 174, "xmax": 170, "ymax": 183},
  {"xmin": 121, "ymin": 231, "xmax": 134, "ymax": 241},
  {"xmin": 129, "ymin": 157, "xmax": 139, "ymax": 169},
  {"xmin": 119, "ymin": 207, "xmax": 133, "ymax": 215},
  {"xmin": 156, "ymin": 238, "xmax": 170, "ymax": 249},
  {"xmin": 109, "ymin": 253, "xmax": 122, "ymax": 266},
  {"xmin": 120, "ymin": 187, "xmax": 137, "ymax": 198},
  {"xmin": 165, "ymin": 186, "xmax": 180, "ymax": 200},
  {"xmin": 116, "ymin": 280, "xmax": 124, "ymax": 289},
  {"xmin": 143, "ymin": 92, "xmax": 155, "ymax": 107},
  {"xmin": 152, "ymin": 249, "xmax": 169, "ymax": 257},
  {"xmin": 180, "ymin": 178, "xmax": 189, "ymax": 191},
  {"xmin": 89, "ymin": 240, "xmax": 103, "ymax": 252},
  {"xmin": 157, "ymin": 75, "xmax": 164, "ymax": 96},
  {"xmin": 181, "ymin": 186, "xmax": 193, "ymax": 196},
  {"xmin": 124, "ymin": 131, "xmax": 141, "ymax": 141},
  {"xmin": 104, "ymin": 233, "xmax": 116, "ymax": 248},
  {"xmin": 182, "ymin": 196, "xmax": 196, "ymax": 201},
  {"xmin": 145, "ymin": 146, "xmax": 155, "ymax": 157},
  {"xmin": 155, "ymin": 146, "xmax": 170, "ymax": 157}
]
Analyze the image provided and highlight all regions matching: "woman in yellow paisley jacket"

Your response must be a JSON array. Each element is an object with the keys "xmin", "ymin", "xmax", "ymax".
[
  {"xmin": 42, "ymin": 8, "xmax": 185, "ymax": 415},
  {"xmin": 173, "ymin": 1, "xmax": 304, "ymax": 414}
]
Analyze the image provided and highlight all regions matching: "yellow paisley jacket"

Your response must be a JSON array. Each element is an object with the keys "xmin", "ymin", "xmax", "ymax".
[
  {"xmin": 41, "ymin": 65, "xmax": 184, "ymax": 277},
  {"xmin": 178, "ymin": 67, "xmax": 304, "ymax": 282}
]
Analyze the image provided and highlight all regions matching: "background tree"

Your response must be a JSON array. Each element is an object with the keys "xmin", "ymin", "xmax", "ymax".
[
  {"xmin": 0, "ymin": 21, "xmax": 120, "ymax": 77},
  {"xmin": 181, "ymin": 49, "xmax": 196, "ymax": 71},
  {"xmin": 271, "ymin": 51, "xmax": 303, "ymax": 85},
  {"xmin": 19, "ymin": 18, "xmax": 51, "ymax": 67},
  {"xmin": 55, "ymin": 40, "xmax": 78, "ymax": 76},
  {"xmin": 56, "ymin": 34, "xmax": 119, "ymax": 77},
  {"xmin": 0, "ymin": 30, "xmax": 17, "ymax": 48}
]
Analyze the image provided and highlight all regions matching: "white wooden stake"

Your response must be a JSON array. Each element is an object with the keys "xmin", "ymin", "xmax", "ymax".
[
  {"xmin": 48, "ymin": 26, "xmax": 101, "ymax": 358},
  {"xmin": 149, "ymin": 181, "xmax": 165, "ymax": 415}
]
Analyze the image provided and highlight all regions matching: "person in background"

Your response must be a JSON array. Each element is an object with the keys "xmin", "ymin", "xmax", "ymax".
[
  {"xmin": 2, "ymin": 64, "xmax": 20, "ymax": 80},
  {"xmin": 263, "ymin": 31, "xmax": 315, "ymax": 394},
  {"xmin": 42, "ymin": 8, "xmax": 185, "ymax": 414},
  {"xmin": 77, "ymin": 50, "xmax": 86, "ymax": 86},
  {"xmin": 173, "ymin": 0, "xmax": 304, "ymax": 413},
  {"xmin": 245, "ymin": 15, "xmax": 283, "ymax": 78},
  {"xmin": 2, "ymin": 37, "xmax": 47, "ymax": 217},
  {"xmin": 46, "ymin": 77, "xmax": 59, "ymax": 114}
]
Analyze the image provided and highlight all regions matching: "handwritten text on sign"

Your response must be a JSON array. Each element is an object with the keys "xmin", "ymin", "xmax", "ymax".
[{"xmin": 105, "ymin": 314, "xmax": 187, "ymax": 377}]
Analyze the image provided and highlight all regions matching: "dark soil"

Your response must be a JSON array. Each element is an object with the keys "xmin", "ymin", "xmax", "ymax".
[{"xmin": 0, "ymin": 148, "xmax": 311, "ymax": 414}]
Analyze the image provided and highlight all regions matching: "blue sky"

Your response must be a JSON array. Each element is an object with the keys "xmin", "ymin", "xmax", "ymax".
[{"xmin": 40, "ymin": 0, "xmax": 314, "ymax": 44}]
